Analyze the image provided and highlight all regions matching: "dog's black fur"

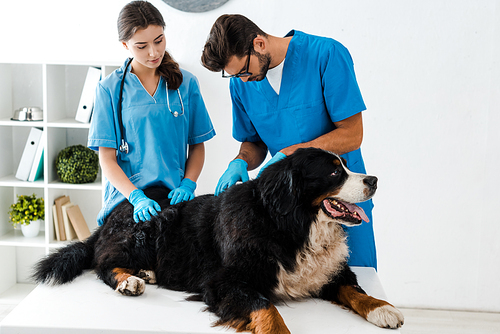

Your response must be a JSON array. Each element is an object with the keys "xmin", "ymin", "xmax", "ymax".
[{"xmin": 33, "ymin": 148, "xmax": 403, "ymax": 332}]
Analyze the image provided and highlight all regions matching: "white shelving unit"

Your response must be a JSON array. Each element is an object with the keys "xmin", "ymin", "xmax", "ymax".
[{"xmin": 0, "ymin": 61, "xmax": 119, "ymax": 303}]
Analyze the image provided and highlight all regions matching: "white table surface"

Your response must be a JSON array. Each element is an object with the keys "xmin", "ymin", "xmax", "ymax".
[{"xmin": 0, "ymin": 267, "xmax": 400, "ymax": 334}]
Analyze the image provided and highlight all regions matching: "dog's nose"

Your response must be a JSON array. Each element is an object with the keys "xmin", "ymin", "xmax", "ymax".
[{"xmin": 363, "ymin": 176, "xmax": 378, "ymax": 189}]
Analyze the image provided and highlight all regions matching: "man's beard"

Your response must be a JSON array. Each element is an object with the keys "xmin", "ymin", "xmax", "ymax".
[{"xmin": 248, "ymin": 52, "xmax": 272, "ymax": 82}]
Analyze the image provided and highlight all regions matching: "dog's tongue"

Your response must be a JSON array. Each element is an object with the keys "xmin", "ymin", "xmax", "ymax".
[{"xmin": 343, "ymin": 202, "xmax": 370, "ymax": 223}]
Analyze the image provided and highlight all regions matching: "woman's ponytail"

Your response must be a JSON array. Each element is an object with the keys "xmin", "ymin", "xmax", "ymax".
[{"xmin": 158, "ymin": 51, "xmax": 183, "ymax": 90}]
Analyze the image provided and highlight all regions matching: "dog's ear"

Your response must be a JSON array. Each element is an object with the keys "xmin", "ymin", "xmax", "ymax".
[{"xmin": 259, "ymin": 163, "xmax": 302, "ymax": 217}]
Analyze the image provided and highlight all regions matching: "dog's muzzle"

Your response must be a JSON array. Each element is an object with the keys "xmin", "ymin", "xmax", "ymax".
[{"xmin": 321, "ymin": 198, "xmax": 369, "ymax": 223}]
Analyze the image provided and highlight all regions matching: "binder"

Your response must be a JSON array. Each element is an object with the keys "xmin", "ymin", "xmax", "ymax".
[
  {"xmin": 15, "ymin": 127, "xmax": 43, "ymax": 181},
  {"xmin": 28, "ymin": 130, "xmax": 45, "ymax": 181},
  {"xmin": 75, "ymin": 67, "xmax": 102, "ymax": 123},
  {"xmin": 66, "ymin": 205, "xmax": 91, "ymax": 241}
]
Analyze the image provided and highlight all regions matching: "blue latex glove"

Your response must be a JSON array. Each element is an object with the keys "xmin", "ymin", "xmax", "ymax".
[
  {"xmin": 257, "ymin": 152, "xmax": 286, "ymax": 178},
  {"xmin": 128, "ymin": 189, "xmax": 161, "ymax": 223},
  {"xmin": 168, "ymin": 178, "xmax": 197, "ymax": 205},
  {"xmin": 215, "ymin": 159, "xmax": 249, "ymax": 196}
]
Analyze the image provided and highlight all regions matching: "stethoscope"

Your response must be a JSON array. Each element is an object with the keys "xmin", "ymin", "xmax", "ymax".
[{"xmin": 118, "ymin": 57, "xmax": 185, "ymax": 154}]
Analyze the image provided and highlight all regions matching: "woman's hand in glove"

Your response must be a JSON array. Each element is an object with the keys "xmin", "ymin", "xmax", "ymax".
[
  {"xmin": 168, "ymin": 178, "xmax": 197, "ymax": 205},
  {"xmin": 128, "ymin": 188, "xmax": 161, "ymax": 223}
]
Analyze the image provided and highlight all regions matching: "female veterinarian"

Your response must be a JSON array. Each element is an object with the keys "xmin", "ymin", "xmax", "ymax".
[{"xmin": 88, "ymin": 1, "xmax": 215, "ymax": 225}]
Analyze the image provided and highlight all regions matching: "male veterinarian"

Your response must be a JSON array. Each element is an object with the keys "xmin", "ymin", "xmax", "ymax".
[{"xmin": 201, "ymin": 14, "xmax": 376, "ymax": 269}]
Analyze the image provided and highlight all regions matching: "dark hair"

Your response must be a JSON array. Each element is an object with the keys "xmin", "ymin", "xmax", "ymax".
[
  {"xmin": 118, "ymin": 1, "xmax": 182, "ymax": 90},
  {"xmin": 201, "ymin": 14, "xmax": 267, "ymax": 72}
]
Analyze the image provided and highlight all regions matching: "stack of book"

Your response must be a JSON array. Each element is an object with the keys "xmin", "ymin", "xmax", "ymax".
[
  {"xmin": 15, "ymin": 127, "xmax": 45, "ymax": 182},
  {"xmin": 53, "ymin": 195, "xmax": 91, "ymax": 241}
]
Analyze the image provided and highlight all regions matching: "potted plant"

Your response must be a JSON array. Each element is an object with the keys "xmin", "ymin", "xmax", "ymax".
[{"xmin": 8, "ymin": 194, "xmax": 45, "ymax": 238}]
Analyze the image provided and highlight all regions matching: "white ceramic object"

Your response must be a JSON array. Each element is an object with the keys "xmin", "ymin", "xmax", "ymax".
[{"xmin": 21, "ymin": 219, "xmax": 41, "ymax": 238}]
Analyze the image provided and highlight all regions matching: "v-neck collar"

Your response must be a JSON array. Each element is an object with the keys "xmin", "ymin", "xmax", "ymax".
[
  {"xmin": 130, "ymin": 72, "xmax": 162, "ymax": 101},
  {"xmin": 122, "ymin": 59, "xmax": 161, "ymax": 100},
  {"xmin": 257, "ymin": 30, "xmax": 301, "ymax": 110}
]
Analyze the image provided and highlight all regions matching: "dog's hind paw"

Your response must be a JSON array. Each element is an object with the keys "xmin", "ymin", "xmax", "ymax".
[
  {"xmin": 366, "ymin": 305, "xmax": 404, "ymax": 329},
  {"xmin": 116, "ymin": 276, "xmax": 145, "ymax": 296},
  {"xmin": 137, "ymin": 270, "xmax": 157, "ymax": 284}
]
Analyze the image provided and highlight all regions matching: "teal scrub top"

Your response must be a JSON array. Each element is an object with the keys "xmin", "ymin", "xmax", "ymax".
[
  {"xmin": 229, "ymin": 31, "xmax": 376, "ymax": 269},
  {"xmin": 88, "ymin": 58, "xmax": 216, "ymax": 225}
]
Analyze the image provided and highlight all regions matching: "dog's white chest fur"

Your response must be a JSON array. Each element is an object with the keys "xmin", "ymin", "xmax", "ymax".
[{"xmin": 274, "ymin": 211, "xmax": 349, "ymax": 300}]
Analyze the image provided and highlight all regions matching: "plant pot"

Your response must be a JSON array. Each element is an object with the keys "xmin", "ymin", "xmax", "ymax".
[{"xmin": 21, "ymin": 219, "xmax": 41, "ymax": 238}]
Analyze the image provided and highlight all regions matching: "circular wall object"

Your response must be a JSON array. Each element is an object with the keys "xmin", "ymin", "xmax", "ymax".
[{"xmin": 161, "ymin": 0, "xmax": 230, "ymax": 13}]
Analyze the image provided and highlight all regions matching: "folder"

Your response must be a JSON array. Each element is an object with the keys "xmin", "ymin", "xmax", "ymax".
[
  {"xmin": 15, "ymin": 127, "xmax": 43, "ymax": 181},
  {"xmin": 28, "ymin": 130, "xmax": 45, "ymax": 182},
  {"xmin": 66, "ymin": 205, "xmax": 91, "ymax": 241},
  {"xmin": 75, "ymin": 67, "xmax": 102, "ymax": 123}
]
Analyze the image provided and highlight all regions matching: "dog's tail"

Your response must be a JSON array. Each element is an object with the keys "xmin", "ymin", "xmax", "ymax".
[{"xmin": 32, "ymin": 229, "xmax": 100, "ymax": 285}]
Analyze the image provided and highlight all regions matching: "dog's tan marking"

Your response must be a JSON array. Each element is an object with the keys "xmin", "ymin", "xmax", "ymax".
[
  {"xmin": 112, "ymin": 268, "xmax": 134, "ymax": 283},
  {"xmin": 112, "ymin": 268, "xmax": 145, "ymax": 296},
  {"xmin": 312, "ymin": 189, "xmax": 340, "ymax": 207},
  {"xmin": 274, "ymin": 211, "xmax": 349, "ymax": 300},
  {"xmin": 246, "ymin": 305, "xmax": 290, "ymax": 334},
  {"xmin": 215, "ymin": 305, "xmax": 290, "ymax": 334},
  {"xmin": 337, "ymin": 285, "xmax": 404, "ymax": 328}
]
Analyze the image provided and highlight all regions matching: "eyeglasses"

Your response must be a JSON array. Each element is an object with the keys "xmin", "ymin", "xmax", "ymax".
[{"xmin": 222, "ymin": 44, "xmax": 252, "ymax": 78}]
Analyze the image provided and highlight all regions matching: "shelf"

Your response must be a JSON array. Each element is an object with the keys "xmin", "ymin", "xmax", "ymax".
[
  {"xmin": 47, "ymin": 118, "xmax": 90, "ymax": 128},
  {"xmin": 0, "ymin": 229, "xmax": 87, "ymax": 249},
  {"xmin": 0, "ymin": 60, "xmax": 104, "ymax": 296},
  {"xmin": 0, "ymin": 119, "xmax": 44, "ymax": 127},
  {"xmin": 0, "ymin": 230, "xmax": 46, "ymax": 248},
  {"xmin": 0, "ymin": 118, "xmax": 91, "ymax": 129},
  {"xmin": 0, "ymin": 175, "xmax": 102, "ymax": 190},
  {"xmin": 0, "ymin": 175, "xmax": 45, "ymax": 188},
  {"xmin": 48, "ymin": 178, "xmax": 102, "ymax": 190}
]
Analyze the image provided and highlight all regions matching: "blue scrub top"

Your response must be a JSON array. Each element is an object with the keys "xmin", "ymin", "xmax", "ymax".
[
  {"xmin": 88, "ymin": 58, "xmax": 216, "ymax": 225},
  {"xmin": 229, "ymin": 31, "xmax": 376, "ymax": 268},
  {"xmin": 231, "ymin": 30, "xmax": 367, "ymax": 172}
]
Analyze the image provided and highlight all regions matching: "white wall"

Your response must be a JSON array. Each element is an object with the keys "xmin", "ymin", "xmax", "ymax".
[{"xmin": 2, "ymin": 0, "xmax": 499, "ymax": 312}]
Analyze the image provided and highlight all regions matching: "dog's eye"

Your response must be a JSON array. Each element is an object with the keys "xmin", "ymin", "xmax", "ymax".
[{"xmin": 331, "ymin": 170, "xmax": 339, "ymax": 176}]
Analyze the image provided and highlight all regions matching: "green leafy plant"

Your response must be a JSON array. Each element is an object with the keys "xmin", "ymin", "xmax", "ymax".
[
  {"xmin": 8, "ymin": 194, "xmax": 45, "ymax": 227},
  {"xmin": 56, "ymin": 145, "xmax": 99, "ymax": 184}
]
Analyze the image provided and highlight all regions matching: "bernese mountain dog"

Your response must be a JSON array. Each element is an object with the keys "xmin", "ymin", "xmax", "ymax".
[{"xmin": 33, "ymin": 147, "xmax": 404, "ymax": 333}]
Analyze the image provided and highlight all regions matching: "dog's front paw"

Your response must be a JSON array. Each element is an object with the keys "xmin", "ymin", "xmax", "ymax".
[
  {"xmin": 366, "ymin": 305, "xmax": 404, "ymax": 329},
  {"xmin": 137, "ymin": 270, "xmax": 157, "ymax": 284},
  {"xmin": 116, "ymin": 276, "xmax": 145, "ymax": 296}
]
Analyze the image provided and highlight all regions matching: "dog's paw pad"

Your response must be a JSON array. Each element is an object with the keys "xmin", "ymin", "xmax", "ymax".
[
  {"xmin": 137, "ymin": 270, "xmax": 157, "ymax": 284},
  {"xmin": 367, "ymin": 305, "xmax": 404, "ymax": 329},
  {"xmin": 116, "ymin": 276, "xmax": 145, "ymax": 296}
]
